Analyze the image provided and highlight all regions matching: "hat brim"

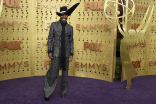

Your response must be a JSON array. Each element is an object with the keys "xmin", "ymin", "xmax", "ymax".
[
  {"xmin": 56, "ymin": 12, "xmax": 69, "ymax": 16},
  {"xmin": 56, "ymin": 3, "xmax": 80, "ymax": 16}
]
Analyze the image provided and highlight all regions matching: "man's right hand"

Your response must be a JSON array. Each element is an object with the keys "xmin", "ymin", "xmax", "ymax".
[{"xmin": 48, "ymin": 53, "xmax": 53, "ymax": 59}]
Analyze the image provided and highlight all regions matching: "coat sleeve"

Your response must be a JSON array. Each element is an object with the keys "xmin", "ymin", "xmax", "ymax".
[
  {"xmin": 47, "ymin": 23, "xmax": 54, "ymax": 54},
  {"xmin": 70, "ymin": 26, "xmax": 74, "ymax": 56}
]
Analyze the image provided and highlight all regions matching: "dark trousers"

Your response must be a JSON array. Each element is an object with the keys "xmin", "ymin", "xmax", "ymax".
[{"xmin": 43, "ymin": 56, "xmax": 69, "ymax": 98}]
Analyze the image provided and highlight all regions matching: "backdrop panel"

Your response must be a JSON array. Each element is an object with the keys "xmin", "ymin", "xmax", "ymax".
[
  {"xmin": 0, "ymin": 0, "xmax": 117, "ymax": 82},
  {"xmin": 0, "ymin": 0, "xmax": 33, "ymax": 81}
]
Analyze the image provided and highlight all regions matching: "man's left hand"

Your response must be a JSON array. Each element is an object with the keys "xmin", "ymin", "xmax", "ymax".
[{"xmin": 69, "ymin": 55, "xmax": 73, "ymax": 62}]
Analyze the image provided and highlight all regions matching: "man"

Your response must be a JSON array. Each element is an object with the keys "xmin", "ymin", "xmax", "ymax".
[{"xmin": 43, "ymin": 3, "xmax": 80, "ymax": 101}]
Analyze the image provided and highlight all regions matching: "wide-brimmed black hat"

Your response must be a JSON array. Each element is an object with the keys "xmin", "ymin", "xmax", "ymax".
[{"xmin": 56, "ymin": 3, "xmax": 80, "ymax": 16}]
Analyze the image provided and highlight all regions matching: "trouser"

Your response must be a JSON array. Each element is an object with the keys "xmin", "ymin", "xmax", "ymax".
[{"xmin": 43, "ymin": 56, "xmax": 69, "ymax": 98}]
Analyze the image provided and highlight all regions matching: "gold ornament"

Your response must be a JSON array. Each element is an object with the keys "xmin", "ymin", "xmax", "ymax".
[{"xmin": 104, "ymin": 0, "xmax": 154, "ymax": 89}]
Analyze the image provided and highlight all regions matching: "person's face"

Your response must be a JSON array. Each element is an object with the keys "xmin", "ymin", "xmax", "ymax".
[{"xmin": 60, "ymin": 14, "xmax": 68, "ymax": 23}]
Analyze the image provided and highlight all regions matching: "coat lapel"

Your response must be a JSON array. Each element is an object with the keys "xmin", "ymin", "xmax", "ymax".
[
  {"xmin": 65, "ymin": 23, "xmax": 70, "ymax": 34},
  {"xmin": 56, "ymin": 20, "xmax": 62, "ymax": 34}
]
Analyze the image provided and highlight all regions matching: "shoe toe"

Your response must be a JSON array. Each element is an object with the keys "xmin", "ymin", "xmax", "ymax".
[
  {"xmin": 61, "ymin": 93, "xmax": 66, "ymax": 98},
  {"xmin": 44, "ymin": 97, "xmax": 50, "ymax": 101}
]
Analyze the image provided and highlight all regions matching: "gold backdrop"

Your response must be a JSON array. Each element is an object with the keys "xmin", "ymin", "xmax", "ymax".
[
  {"xmin": 122, "ymin": 0, "xmax": 156, "ymax": 81},
  {"xmin": 0, "ymin": 0, "xmax": 117, "ymax": 82}
]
